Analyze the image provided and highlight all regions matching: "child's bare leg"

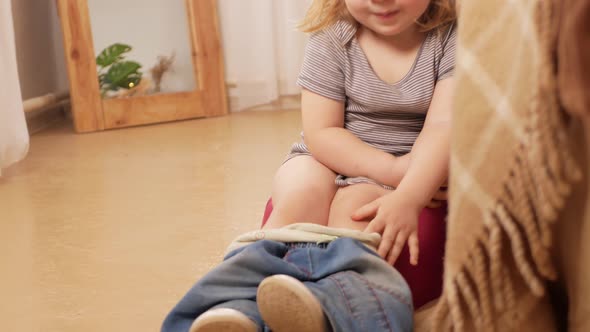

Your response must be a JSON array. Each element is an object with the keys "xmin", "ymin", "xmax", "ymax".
[
  {"xmin": 264, "ymin": 156, "xmax": 337, "ymax": 229},
  {"xmin": 327, "ymin": 184, "xmax": 390, "ymax": 231}
]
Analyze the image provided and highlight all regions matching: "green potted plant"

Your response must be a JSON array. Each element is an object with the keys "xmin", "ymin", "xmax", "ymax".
[{"xmin": 96, "ymin": 43, "xmax": 143, "ymax": 97}]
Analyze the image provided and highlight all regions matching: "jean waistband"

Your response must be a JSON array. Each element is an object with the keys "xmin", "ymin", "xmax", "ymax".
[
  {"xmin": 285, "ymin": 242, "xmax": 330, "ymax": 249},
  {"xmin": 225, "ymin": 223, "xmax": 381, "ymax": 255}
]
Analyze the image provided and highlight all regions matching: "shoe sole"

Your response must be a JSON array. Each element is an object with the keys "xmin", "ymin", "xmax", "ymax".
[
  {"xmin": 190, "ymin": 308, "xmax": 257, "ymax": 332},
  {"xmin": 257, "ymin": 275, "xmax": 326, "ymax": 332}
]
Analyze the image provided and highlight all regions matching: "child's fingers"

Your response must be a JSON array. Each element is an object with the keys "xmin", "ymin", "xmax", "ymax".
[
  {"xmin": 386, "ymin": 231, "xmax": 407, "ymax": 265},
  {"xmin": 364, "ymin": 217, "xmax": 384, "ymax": 234},
  {"xmin": 433, "ymin": 190, "xmax": 448, "ymax": 201},
  {"xmin": 378, "ymin": 227, "xmax": 397, "ymax": 258},
  {"xmin": 427, "ymin": 200, "xmax": 442, "ymax": 208},
  {"xmin": 408, "ymin": 232, "xmax": 419, "ymax": 266},
  {"xmin": 353, "ymin": 200, "xmax": 379, "ymax": 221}
]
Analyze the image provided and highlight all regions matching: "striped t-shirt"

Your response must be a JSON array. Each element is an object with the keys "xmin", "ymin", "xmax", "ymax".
[{"xmin": 291, "ymin": 20, "xmax": 457, "ymax": 159}]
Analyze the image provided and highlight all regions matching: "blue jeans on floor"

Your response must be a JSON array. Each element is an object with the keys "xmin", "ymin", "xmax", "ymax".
[{"xmin": 161, "ymin": 238, "xmax": 413, "ymax": 332}]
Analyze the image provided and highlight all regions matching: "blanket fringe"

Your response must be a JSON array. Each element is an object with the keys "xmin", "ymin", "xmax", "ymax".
[
  {"xmin": 473, "ymin": 243, "xmax": 494, "ymax": 329},
  {"xmin": 432, "ymin": 0, "xmax": 582, "ymax": 330}
]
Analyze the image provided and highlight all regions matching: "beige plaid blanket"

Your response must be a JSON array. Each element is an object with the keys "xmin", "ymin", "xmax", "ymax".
[{"xmin": 429, "ymin": 0, "xmax": 582, "ymax": 331}]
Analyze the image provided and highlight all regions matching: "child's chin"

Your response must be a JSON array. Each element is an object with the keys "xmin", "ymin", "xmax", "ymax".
[
  {"xmin": 370, "ymin": 24, "xmax": 404, "ymax": 37},
  {"xmin": 369, "ymin": 21, "xmax": 416, "ymax": 37}
]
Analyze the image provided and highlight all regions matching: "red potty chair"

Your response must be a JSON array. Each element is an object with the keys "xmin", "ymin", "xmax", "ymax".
[{"xmin": 260, "ymin": 199, "xmax": 447, "ymax": 309}]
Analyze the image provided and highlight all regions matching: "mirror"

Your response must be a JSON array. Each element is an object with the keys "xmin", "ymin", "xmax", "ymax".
[
  {"xmin": 87, "ymin": 0, "xmax": 197, "ymax": 98},
  {"xmin": 56, "ymin": 0, "xmax": 227, "ymax": 133}
]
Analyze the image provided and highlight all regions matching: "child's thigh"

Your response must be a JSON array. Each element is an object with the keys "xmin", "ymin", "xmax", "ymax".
[
  {"xmin": 327, "ymin": 184, "xmax": 390, "ymax": 231},
  {"xmin": 265, "ymin": 155, "xmax": 337, "ymax": 228}
]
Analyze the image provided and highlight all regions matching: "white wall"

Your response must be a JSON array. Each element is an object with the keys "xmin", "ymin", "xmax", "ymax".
[
  {"xmin": 11, "ymin": 0, "xmax": 68, "ymax": 99},
  {"xmin": 50, "ymin": 3, "xmax": 69, "ymax": 93},
  {"xmin": 87, "ymin": 0, "xmax": 196, "ymax": 93},
  {"xmin": 217, "ymin": 0, "xmax": 308, "ymax": 110}
]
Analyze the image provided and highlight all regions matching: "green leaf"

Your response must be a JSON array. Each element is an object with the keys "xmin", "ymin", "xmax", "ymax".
[
  {"xmin": 105, "ymin": 61, "xmax": 142, "ymax": 90},
  {"xmin": 96, "ymin": 43, "xmax": 132, "ymax": 68}
]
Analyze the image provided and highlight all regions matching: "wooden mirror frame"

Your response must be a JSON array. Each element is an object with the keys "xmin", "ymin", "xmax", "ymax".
[{"xmin": 56, "ymin": 0, "xmax": 228, "ymax": 133}]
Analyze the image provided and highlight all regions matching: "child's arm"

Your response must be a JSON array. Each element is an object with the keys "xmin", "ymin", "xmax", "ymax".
[
  {"xmin": 353, "ymin": 77, "xmax": 455, "ymax": 265},
  {"xmin": 302, "ymin": 89, "xmax": 407, "ymax": 187}
]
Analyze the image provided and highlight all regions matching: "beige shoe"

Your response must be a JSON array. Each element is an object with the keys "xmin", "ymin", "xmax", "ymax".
[
  {"xmin": 257, "ymin": 275, "xmax": 328, "ymax": 332},
  {"xmin": 190, "ymin": 308, "xmax": 258, "ymax": 332}
]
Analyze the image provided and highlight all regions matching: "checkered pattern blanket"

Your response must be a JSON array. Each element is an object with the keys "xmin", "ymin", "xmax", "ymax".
[{"xmin": 429, "ymin": 0, "xmax": 582, "ymax": 330}]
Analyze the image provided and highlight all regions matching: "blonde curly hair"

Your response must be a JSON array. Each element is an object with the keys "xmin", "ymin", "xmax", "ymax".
[{"xmin": 299, "ymin": 0, "xmax": 456, "ymax": 33}]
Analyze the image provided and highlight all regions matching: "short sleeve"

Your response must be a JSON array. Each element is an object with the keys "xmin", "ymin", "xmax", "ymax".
[
  {"xmin": 437, "ymin": 24, "xmax": 457, "ymax": 81},
  {"xmin": 297, "ymin": 30, "xmax": 346, "ymax": 102}
]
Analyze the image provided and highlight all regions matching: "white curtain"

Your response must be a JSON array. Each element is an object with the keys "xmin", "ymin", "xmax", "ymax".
[
  {"xmin": 0, "ymin": 0, "xmax": 29, "ymax": 175},
  {"xmin": 218, "ymin": 0, "xmax": 309, "ymax": 112}
]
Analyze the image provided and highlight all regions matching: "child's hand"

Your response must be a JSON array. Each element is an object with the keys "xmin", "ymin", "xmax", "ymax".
[
  {"xmin": 426, "ymin": 200, "xmax": 443, "ymax": 208},
  {"xmin": 352, "ymin": 191, "xmax": 422, "ymax": 265},
  {"xmin": 427, "ymin": 187, "xmax": 448, "ymax": 208},
  {"xmin": 434, "ymin": 187, "xmax": 448, "ymax": 201}
]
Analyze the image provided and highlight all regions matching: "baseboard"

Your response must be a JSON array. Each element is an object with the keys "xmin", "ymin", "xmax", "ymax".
[
  {"xmin": 226, "ymin": 78, "xmax": 301, "ymax": 112},
  {"xmin": 245, "ymin": 95, "xmax": 301, "ymax": 112},
  {"xmin": 25, "ymin": 102, "xmax": 68, "ymax": 135}
]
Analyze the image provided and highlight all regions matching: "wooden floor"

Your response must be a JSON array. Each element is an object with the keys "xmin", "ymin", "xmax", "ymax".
[{"xmin": 0, "ymin": 110, "xmax": 301, "ymax": 331}]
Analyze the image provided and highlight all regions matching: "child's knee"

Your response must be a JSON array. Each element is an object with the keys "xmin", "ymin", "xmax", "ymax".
[{"xmin": 277, "ymin": 181, "xmax": 335, "ymax": 209}]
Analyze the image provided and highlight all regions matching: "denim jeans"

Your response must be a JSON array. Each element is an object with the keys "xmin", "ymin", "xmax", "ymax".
[{"xmin": 161, "ymin": 238, "xmax": 413, "ymax": 332}]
